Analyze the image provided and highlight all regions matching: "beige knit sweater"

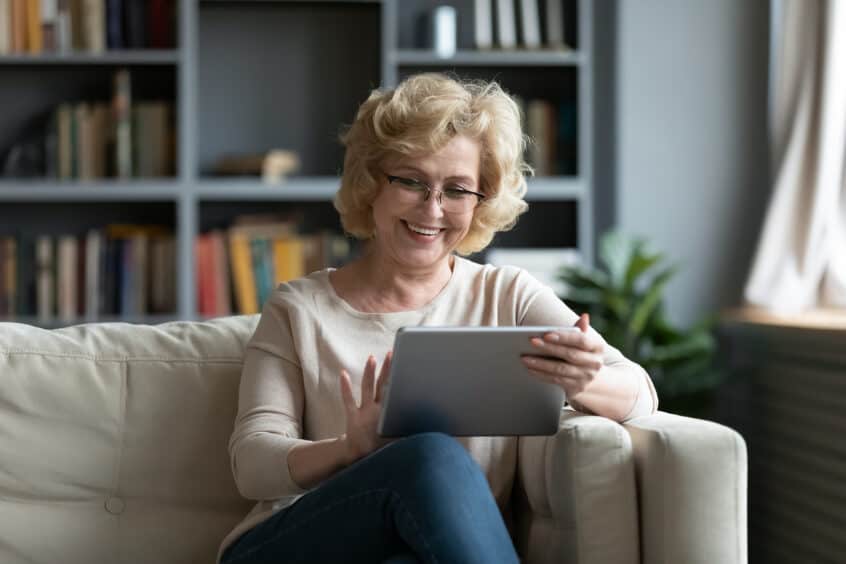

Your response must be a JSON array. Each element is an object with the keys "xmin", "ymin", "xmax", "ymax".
[{"xmin": 218, "ymin": 257, "xmax": 658, "ymax": 559}]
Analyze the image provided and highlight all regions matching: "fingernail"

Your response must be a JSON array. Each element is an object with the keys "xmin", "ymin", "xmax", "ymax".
[
  {"xmin": 522, "ymin": 357, "xmax": 536, "ymax": 365},
  {"xmin": 546, "ymin": 333, "xmax": 560, "ymax": 342}
]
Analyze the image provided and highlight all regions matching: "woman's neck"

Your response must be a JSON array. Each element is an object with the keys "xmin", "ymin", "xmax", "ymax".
[{"xmin": 332, "ymin": 252, "xmax": 455, "ymax": 313}]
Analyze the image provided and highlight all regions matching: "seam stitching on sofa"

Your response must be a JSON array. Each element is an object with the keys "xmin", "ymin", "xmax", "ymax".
[
  {"xmin": 0, "ymin": 350, "xmax": 244, "ymax": 363},
  {"xmin": 657, "ymin": 427, "xmax": 668, "ymax": 564},
  {"xmin": 734, "ymin": 430, "xmax": 740, "ymax": 562},
  {"xmin": 571, "ymin": 425, "xmax": 583, "ymax": 563}
]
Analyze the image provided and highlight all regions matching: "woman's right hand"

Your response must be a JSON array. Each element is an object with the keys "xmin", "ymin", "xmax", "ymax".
[{"xmin": 339, "ymin": 351, "xmax": 393, "ymax": 464}]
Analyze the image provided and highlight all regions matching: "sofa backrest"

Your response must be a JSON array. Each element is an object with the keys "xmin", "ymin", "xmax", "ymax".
[{"xmin": 0, "ymin": 316, "xmax": 260, "ymax": 564}]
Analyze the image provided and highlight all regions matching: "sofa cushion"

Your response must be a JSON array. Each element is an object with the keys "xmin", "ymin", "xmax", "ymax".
[{"xmin": 0, "ymin": 316, "xmax": 259, "ymax": 564}]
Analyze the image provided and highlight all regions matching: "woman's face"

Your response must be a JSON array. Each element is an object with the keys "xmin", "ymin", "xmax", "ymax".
[{"xmin": 370, "ymin": 135, "xmax": 482, "ymax": 271}]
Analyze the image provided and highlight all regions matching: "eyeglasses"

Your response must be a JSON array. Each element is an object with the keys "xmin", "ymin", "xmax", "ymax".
[{"xmin": 385, "ymin": 174, "xmax": 486, "ymax": 214}]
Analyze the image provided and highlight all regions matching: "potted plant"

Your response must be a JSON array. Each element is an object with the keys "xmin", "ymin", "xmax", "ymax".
[{"xmin": 558, "ymin": 231, "xmax": 722, "ymax": 417}]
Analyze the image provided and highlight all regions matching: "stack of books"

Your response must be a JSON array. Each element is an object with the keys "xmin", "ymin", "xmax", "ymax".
[
  {"xmin": 514, "ymin": 95, "xmax": 578, "ymax": 176},
  {"xmin": 196, "ymin": 215, "xmax": 355, "ymax": 318},
  {"xmin": 474, "ymin": 0, "xmax": 571, "ymax": 51},
  {"xmin": 45, "ymin": 69, "xmax": 175, "ymax": 180},
  {"xmin": 0, "ymin": 0, "xmax": 176, "ymax": 55},
  {"xmin": 0, "ymin": 224, "xmax": 176, "ymax": 322}
]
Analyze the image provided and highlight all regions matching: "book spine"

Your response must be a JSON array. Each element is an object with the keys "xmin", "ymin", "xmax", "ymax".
[
  {"xmin": 474, "ymin": 0, "xmax": 492, "ymax": 50},
  {"xmin": 495, "ymin": 0, "xmax": 516, "ymax": 49},
  {"xmin": 0, "ymin": 0, "xmax": 12, "ymax": 55},
  {"xmin": 36, "ymin": 235, "xmax": 53, "ymax": 321},
  {"xmin": 228, "ymin": 233, "xmax": 258, "ymax": 315},
  {"xmin": 112, "ymin": 68, "xmax": 132, "ymax": 179}
]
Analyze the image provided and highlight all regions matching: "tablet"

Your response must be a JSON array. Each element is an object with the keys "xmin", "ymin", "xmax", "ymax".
[{"xmin": 377, "ymin": 326, "xmax": 579, "ymax": 437}]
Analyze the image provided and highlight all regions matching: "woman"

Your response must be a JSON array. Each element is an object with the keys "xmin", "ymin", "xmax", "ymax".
[{"xmin": 219, "ymin": 73, "xmax": 658, "ymax": 564}]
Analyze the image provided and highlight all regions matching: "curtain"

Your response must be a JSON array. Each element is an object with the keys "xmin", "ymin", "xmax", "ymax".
[{"xmin": 744, "ymin": 0, "xmax": 846, "ymax": 314}]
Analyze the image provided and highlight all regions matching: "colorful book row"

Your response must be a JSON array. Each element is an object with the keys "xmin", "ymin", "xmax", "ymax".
[{"xmin": 0, "ymin": 224, "xmax": 176, "ymax": 321}]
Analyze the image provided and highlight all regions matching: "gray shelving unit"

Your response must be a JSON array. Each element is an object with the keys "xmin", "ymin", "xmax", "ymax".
[{"xmin": 0, "ymin": 0, "xmax": 593, "ymax": 326}]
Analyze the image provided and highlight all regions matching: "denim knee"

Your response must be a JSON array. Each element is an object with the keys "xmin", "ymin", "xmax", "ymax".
[{"xmin": 387, "ymin": 432, "xmax": 484, "ymax": 487}]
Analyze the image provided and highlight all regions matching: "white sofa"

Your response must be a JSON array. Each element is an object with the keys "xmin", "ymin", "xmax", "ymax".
[{"xmin": 0, "ymin": 317, "xmax": 747, "ymax": 564}]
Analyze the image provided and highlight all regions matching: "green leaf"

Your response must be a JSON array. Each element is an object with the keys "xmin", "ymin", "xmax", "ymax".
[
  {"xmin": 624, "ymin": 247, "xmax": 664, "ymax": 293},
  {"xmin": 627, "ymin": 265, "xmax": 678, "ymax": 337},
  {"xmin": 599, "ymin": 231, "xmax": 637, "ymax": 290},
  {"xmin": 559, "ymin": 267, "xmax": 609, "ymax": 290},
  {"xmin": 561, "ymin": 287, "xmax": 604, "ymax": 305},
  {"xmin": 646, "ymin": 331, "xmax": 715, "ymax": 364}
]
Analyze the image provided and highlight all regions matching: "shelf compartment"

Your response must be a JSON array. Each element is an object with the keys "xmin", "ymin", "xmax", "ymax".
[
  {"xmin": 0, "ymin": 66, "xmax": 178, "ymax": 180},
  {"xmin": 197, "ymin": 1, "xmax": 381, "ymax": 176}
]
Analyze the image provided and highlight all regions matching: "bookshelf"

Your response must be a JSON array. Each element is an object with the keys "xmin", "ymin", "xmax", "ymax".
[{"xmin": 0, "ymin": 0, "xmax": 594, "ymax": 326}]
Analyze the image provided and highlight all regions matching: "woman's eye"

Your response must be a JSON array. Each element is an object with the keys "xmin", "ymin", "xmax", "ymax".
[{"xmin": 444, "ymin": 188, "xmax": 470, "ymax": 199}]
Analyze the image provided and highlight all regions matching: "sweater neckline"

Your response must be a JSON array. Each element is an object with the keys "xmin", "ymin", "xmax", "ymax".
[{"xmin": 321, "ymin": 256, "xmax": 463, "ymax": 321}]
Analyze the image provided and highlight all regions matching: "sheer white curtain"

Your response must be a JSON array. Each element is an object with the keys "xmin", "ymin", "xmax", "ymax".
[{"xmin": 744, "ymin": 0, "xmax": 846, "ymax": 314}]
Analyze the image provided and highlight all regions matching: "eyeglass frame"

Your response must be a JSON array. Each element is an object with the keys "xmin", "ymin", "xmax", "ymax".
[{"xmin": 384, "ymin": 173, "xmax": 486, "ymax": 212}]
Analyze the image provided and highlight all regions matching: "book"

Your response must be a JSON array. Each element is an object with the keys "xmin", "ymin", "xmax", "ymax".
[
  {"xmin": 55, "ymin": 0, "xmax": 70, "ymax": 51},
  {"xmin": 147, "ymin": 0, "xmax": 172, "ymax": 48},
  {"xmin": 250, "ymin": 237, "xmax": 273, "ymax": 309},
  {"xmin": 123, "ymin": 0, "xmax": 145, "ymax": 48},
  {"xmin": 84, "ymin": 229, "xmax": 102, "ymax": 318},
  {"xmin": 273, "ymin": 237, "xmax": 305, "ymax": 283},
  {"xmin": 495, "ymin": 0, "xmax": 516, "ymax": 49},
  {"xmin": 149, "ymin": 235, "xmax": 175, "ymax": 313},
  {"xmin": 133, "ymin": 102, "xmax": 170, "ymax": 177},
  {"xmin": 0, "ymin": 0, "xmax": 11, "ymax": 55},
  {"xmin": 112, "ymin": 69, "xmax": 132, "ymax": 179},
  {"xmin": 25, "ymin": 0, "xmax": 42, "ymax": 53},
  {"xmin": 0, "ymin": 238, "xmax": 15, "ymax": 317},
  {"xmin": 195, "ymin": 233, "xmax": 214, "ymax": 316},
  {"xmin": 209, "ymin": 230, "xmax": 231, "ymax": 316},
  {"xmin": 104, "ymin": 0, "xmax": 121, "ymax": 48},
  {"xmin": 228, "ymin": 231, "xmax": 258, "ymax": 315},
  {"xmin": 545, "ymin": 0, "xmax": 565, "ymax": 49},
  {"xmin": 35, "ymin": 235, "xmax": 54, "ymax": 321},
  {"xmin": 474, "ymin": 0, "xmax": 492, "ymax": 50},
  {"xmin": 527, "ymin": 98, "xmax": 555, "ymax": 175},
  {"xmin": 11, "ymin": 0, "xmax": 26, "ymax": 53},
  {"xmin": 40, "ymin": 0, "xmax": 58, "ymax": 51},
  {"xmin": 56, "ymin": 103, "xmax": 73, "ymax": 179},
  {"xmin": 518, "ymin": 0, "xmax": 540, "ymax": 49},
  {"xmin": 82, "ymin": 0, "xmax": 104, "ymax": 52},
  {"xmin": 57, "ymin": 234, "xmax": 77, "ymax": 321}
]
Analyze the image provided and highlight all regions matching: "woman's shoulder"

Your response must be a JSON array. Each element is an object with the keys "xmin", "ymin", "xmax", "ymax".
[
  {"xmin": 455, "ymin": 256, "xmax": 547, "ymax": 294},
  {"xmin": 265, "ymin": 269, "xmax": 332, "ymax": 312}
]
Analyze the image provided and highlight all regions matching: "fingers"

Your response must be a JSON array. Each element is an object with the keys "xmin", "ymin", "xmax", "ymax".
[
  {"xmin": 522, "ymin": 354, "xmax": 591, "ymax": 377},
  {"xmin": 575, "ymin": 313, "xmax": 590, "ymax": 333},
  {"xmin": 340, "ymin": 369, "xmax": 357, "ymax": 413},
  {"xmin": 540, "ymin": 329, "xmax": 602, "ymax": 353},
  {"xmin": 361, "ymin": 355, "xmax": 377, "ymax": 405},
  {"xmin": 374, "ymin": 351, "xmax": 393, "ymax": 403},
  {"xmin": 529, "ymin": 337, "xmax": 603, "ymax": 370}
]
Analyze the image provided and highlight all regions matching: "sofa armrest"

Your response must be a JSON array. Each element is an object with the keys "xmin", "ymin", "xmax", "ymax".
[
  {"xmin": 623, "ymin": 412, "xmax": 748, "ymax": 564},
  {"xmin": 514, "ymin": 410, "xmax": 639, "ymax": 564}
]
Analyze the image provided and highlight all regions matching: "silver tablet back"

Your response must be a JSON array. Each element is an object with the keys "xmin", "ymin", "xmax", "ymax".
[{"xmin": 378, "ymin": 326, "xmax": 571, "ymax": 437}]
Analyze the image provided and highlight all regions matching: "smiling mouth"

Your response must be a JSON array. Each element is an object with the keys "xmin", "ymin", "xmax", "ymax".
[{"xmin": 403, "ymin": 220, "xmax": 444, "ymax": 236}]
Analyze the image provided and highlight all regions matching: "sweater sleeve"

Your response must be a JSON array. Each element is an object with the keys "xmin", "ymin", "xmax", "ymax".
[
  {"xmin": 228, "ymin": 299, "xmax": 312, "ymax": 501},
  {"xmin": 519, "ymin": 280, "xmax": 659, "ymax": 421}
]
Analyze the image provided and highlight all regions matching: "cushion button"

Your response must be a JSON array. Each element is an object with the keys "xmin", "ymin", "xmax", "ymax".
[{"xmin": 105, "ymin": 497, "xmax": 125, "ymax": 515}]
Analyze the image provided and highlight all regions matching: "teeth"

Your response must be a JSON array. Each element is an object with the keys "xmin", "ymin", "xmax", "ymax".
[{"xmin": 407, "ymin": 222, "xmax": 440, "ymax": 236}]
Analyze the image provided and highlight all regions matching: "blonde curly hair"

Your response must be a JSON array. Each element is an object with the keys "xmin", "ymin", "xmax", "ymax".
[{"xmin": 334, "ymin": 73, "xmax": 531, "ymax": 255}]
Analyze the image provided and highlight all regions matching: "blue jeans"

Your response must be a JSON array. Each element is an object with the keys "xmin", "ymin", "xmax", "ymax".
[{"xmin": 221, "ymin": 432, "xmax": 519, "ymax": 564}]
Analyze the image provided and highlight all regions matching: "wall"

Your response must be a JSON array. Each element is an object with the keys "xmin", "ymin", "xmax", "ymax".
[{"xmin": 612, "ymin": 0, "xmax": 771, "ymax": 326}]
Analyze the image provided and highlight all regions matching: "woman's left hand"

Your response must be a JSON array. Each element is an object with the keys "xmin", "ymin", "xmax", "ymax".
[{"xmin": 521, "ymin": 313, "xmax": 605, "ymax": 399}]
